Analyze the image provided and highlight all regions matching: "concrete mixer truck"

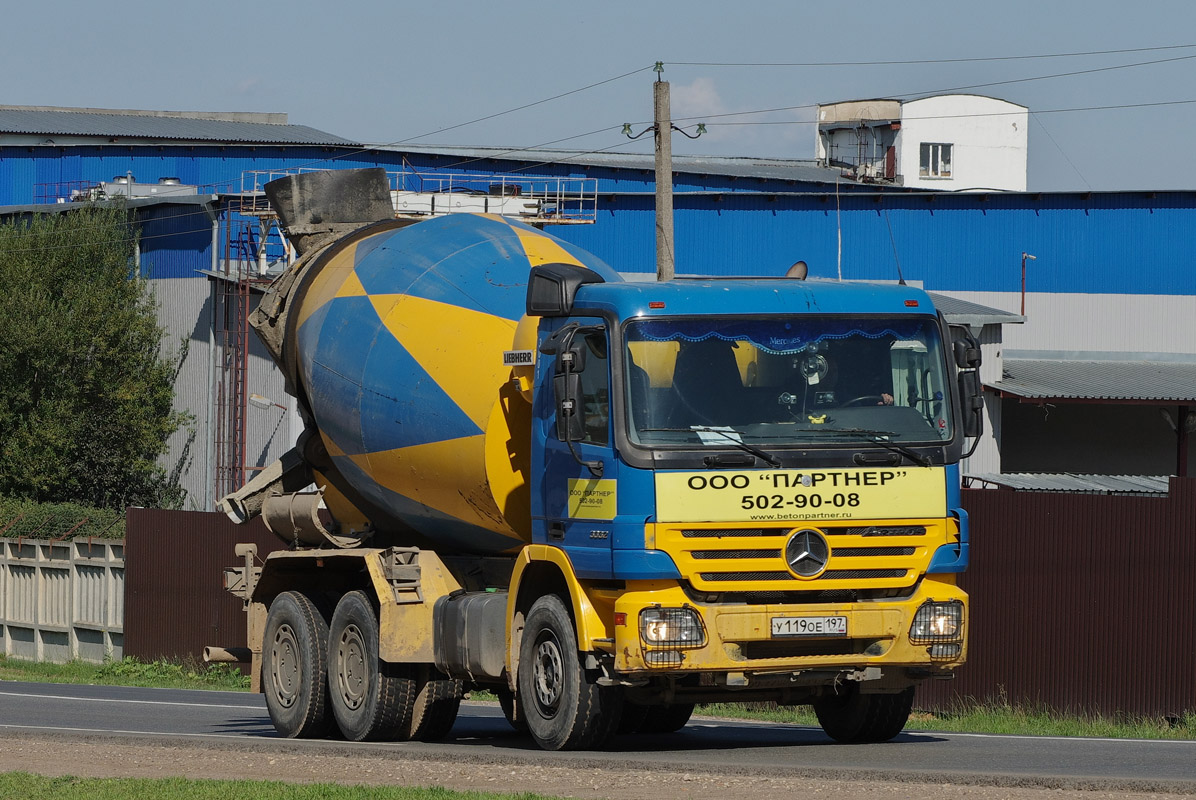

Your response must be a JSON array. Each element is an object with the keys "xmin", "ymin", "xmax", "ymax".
[{"xmin": 219, "ymin": 168, "xmax": 983, "ymax": 751}]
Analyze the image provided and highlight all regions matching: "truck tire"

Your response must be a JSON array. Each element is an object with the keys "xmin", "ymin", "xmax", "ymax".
[
  {"xmin": 404, "ymin": 665, "xmax": 463, "ymax": 741},
  {"xmin": 637, "ymin": 702, "xmax": 694, "ymax": 733},
  {"xmin": 813, "ymin": 686, "xmax": 914, "ymax": 744},
  {"xmin": 496, "ymin": 686, "xmax": 527, "ymax": 732},
  {"xmin": 517, "ymin": 594, "xmax": 622, "ymax": 750},
  {"xmin": 262, "ymin": 591, "xmax": 331, "ymax": 739},
  {"xmin": 616, "ymin": 700, "xmax": 650, "ymax": 734},
  {"xmin": 328, "ymin": 591, "xmax": 417, "ymax": 741}
]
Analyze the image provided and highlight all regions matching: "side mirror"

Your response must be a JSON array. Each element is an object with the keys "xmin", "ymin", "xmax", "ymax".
[
  {"xmin": 554, "ymin": 372, "xmax": 586, "ymax": 442},
  {"xmin": 526, "ymin": 263, "xmax": 605, "ymax": 317},
  {"xmin": 557, "ymin": 341, "xmax": 587, "ymax": 375},
  {"xmin": 952, "ymin": 331, "xmax": 982, "ymax": 370},
  {"xmin": 957, "ymin": 370, "xmax": 984, "ymax": 438}
]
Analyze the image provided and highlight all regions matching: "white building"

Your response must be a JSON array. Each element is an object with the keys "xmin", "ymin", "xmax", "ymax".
[{"xmin": 816, "ymin": 94, "xmax": 1028, "ymax": 192}]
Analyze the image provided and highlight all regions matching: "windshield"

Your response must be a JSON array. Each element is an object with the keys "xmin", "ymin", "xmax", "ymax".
[{"xmin": 624, "ymin": 316, "xmax": 953, "ymax": 449}]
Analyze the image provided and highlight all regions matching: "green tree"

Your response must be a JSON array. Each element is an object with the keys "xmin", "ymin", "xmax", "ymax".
[{"xmin": 0, "ymin": 202, "xmax": 187, "ymax": 510}]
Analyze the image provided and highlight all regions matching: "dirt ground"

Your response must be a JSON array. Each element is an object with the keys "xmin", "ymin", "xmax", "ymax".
[{"xmin": 0, "ymin": 732, "xmax": 1191, "ymax": 800}]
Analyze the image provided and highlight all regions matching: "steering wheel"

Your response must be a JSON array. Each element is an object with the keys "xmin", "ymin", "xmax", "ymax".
[{"xmin": 841, "ymin": 395, "xmax": 885, "ymax": 407}]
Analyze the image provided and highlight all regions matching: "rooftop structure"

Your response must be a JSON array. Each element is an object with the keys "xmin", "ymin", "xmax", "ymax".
[
  {"xmin": 0, "ymin": 105, "xmax": 356, "ymax": 146},
  {"xmin": 815, "ymin": 94, "xmax": 1028, "ymax": 191}
]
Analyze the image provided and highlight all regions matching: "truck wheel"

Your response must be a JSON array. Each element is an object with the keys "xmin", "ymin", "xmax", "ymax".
[
  {"xmin": 496, "ymin": 686, "xmax": 528, "ymax": 732},
  {"xmin": 404, "ymin": 665, "xmax": 463, "ymax": 741},
  {"xmin": 813, "ymin": 686, "xmax": 914, "ymax": 744},
  {"xmin": 637, "ymin": 702, "xmax": 694, "ymax": 733},
  {"xmin": 262, "ymin": 591, "xmax": 331, "ymax": 739},
  {"xmin": 616, "ymin": 700, "xmax": 650, "ymax": 734},
  {"xmin": 328, "ymin": 590, "xmax": 417, "ymax": 741},
  {"xmin": 517, "ymin": 594, "xmax": 622, "ymax": 750}
]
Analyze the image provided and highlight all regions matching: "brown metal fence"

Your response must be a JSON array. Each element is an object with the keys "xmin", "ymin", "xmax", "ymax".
[
  {"xmin": 919, "ymin": 477, "xmax": 1196, "ymax": 716},
  {"xmin": 123, "ymin": 508, "xmax": 282, "ymax": 664},
  {"xmin": 125, "ymin": 482, "xmax": 1196, "ymax": 716}
]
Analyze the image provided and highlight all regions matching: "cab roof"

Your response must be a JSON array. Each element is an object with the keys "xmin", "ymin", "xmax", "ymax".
[{"xmin": 573, "ymin": 278, "xmax": 937, "ymax": 320}]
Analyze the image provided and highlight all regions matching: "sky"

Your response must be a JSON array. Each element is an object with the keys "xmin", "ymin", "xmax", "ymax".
[{"xmin": 3, "ymin": 0, "xmax": 1195, "ymax": 192}]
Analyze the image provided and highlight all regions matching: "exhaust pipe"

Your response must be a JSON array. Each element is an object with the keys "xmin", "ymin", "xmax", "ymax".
[{"xmin": 203, "ymin": 646, "xmax": 251, "ymax": 663}]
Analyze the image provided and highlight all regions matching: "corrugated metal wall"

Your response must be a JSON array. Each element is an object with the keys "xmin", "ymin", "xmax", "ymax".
[
  {"xmin": 557, "ymin": 191, "xmax": 1196, "ymax": 296},
  {"xmin": 919, "ymin": 477, "xmax": 1196, "ymax": 716},
  {"xmin": 150, "ymin": 278, "xmax": 215, "ymax": 509},
  {"xmin": 123, "ymin": 508, "xmax": 281, "ymax": 663}
]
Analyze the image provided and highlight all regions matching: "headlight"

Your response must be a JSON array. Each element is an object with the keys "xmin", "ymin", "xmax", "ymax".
[
  {"xmin": 640, "ymin": 607, "xmax": 706, "ymax": 648},
  {"xmin": 909, "ymin": 600, "xmax": 964, "ymax": 644}
]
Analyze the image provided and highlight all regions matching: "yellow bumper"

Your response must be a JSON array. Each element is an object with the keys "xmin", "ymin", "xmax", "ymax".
[{"xmin": 612, "ymin": 575, "xmax": 966, "ymax": 678}]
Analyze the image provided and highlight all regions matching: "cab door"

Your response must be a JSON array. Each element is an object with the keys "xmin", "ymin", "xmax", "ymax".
[{"xmin": 535, "ymin": 320, "xmax": 619, "ymax": 578}]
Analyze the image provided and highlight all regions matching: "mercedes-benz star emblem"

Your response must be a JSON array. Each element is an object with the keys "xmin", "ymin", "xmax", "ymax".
[{"xmin": 785, "ymin": 529, "xmax": 829, "ymax": 578}]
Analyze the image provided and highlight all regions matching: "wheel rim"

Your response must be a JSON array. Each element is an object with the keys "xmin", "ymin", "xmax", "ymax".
[
  {"xmin": 531, "ymin": 630, "xmax": 564, "ymax": 718},
  {"xmin": 335, "ymin": 623, "xmax": 367, "ymax": 711},
  {"xmin": 269, "ymin": 623, "xmax": 300, "ymax": 709}
]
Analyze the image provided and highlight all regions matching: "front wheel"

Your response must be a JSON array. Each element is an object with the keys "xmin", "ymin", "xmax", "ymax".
[
  {"xmin": 813, "ymin": 686, "xmax": 914, "ymax": 743},
  {"xmin": 517, "ymin": 594, "xmax": 622, "ymax": 750},
  {"xmin": 496, "ymin": 686, "xmax": 528, "ymax": 732}
]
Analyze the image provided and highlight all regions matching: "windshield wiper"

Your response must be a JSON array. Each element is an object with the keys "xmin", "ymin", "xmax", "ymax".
[
  {"xmin": 640, "ymin": 427, "xmax": 783, "ymax": 468},
  {"xmin": 813, "ymin": 427, "xmax": 932, "ymax": 467}
]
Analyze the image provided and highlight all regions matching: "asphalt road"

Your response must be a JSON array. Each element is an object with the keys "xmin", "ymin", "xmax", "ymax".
[{"xmin": 0, "ymin": 681, "xmax": 1193, "ymax": 791}]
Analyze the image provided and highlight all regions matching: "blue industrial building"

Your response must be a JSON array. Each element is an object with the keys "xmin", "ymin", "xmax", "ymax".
[{"xmin": 2, "ymin": 106, "xmax": 1193, "ymax": 507}]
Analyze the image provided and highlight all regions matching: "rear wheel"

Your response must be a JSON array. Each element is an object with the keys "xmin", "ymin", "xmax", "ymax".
[
  {"xmin": 813, "ymin": 686, "xmax": 914, "ymax": 743},
  {"xmin": 404, "ymin": 665, "xmax": 463, "ymax": 741},
  {"xmin": 517, "ymin": 594, "xmax": 622, "ymax": 750},
  {"xmin": 637, "ymin": 703, "xmax": 694, "ymax": 733},
  {"xmin": 616, "ymin": 700, "xmax": 650, "ymax": 734},
  {"xmin": 262, "ymin": 591, "xmax": 331, "ymax": 738},
  {"xmin": 328, "ymin": 591, "xmax": 417, "ymax": 741}
]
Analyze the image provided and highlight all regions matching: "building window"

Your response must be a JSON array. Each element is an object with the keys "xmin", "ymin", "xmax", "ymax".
[{"xmin": 919, "ymin": 143, "xmax": 953, "ymax": 178}]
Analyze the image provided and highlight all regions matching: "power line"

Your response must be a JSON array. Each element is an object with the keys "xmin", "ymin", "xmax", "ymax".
[
  {"xmin": 384, "ymin": 65, "xmax": 655, "ymax": 146},
  {"xmin": 702, "ymin": 98, "xmax": 1196, "ymax": 127},
  {"xmin": 660, "ymin": 53, "xmax": 1196, "ymax": 125},
  {"xmin": 1030, "ymin": 112, "xmax": 1091, "ymax": 191},
  {"xmin": 418, "ymin": 126, "xmax": 625, "ymax": 172},
  {"xmin": 266, "ymin": 64, "xmax": 656, "ymax": 176},
  {"xmin": 667, "ymin": 43, "xmax": 1196, "ymax": 67}
]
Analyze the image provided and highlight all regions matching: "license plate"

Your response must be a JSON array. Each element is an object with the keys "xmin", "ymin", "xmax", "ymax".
[{"xmin": 771, "ymin": 616, "xmax": 847, "ymax": 637}]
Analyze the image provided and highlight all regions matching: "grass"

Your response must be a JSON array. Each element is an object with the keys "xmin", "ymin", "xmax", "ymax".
[
  {"xmin": 696, "ymin": 698, "xmax": 1196, "ymax": 740},
  {"xmin": 0, "ymin": 773, "xmax": 565, "ymax": 800},
  {"xmin": 3, "ymin": 657, "xmax": 1193, "ymax": 740},
  {"xmin": 0, "ymin": 655, "xmax": 250, "ymax": 691}
]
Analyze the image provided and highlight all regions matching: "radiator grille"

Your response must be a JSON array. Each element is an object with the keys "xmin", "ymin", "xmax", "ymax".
[
  {"xmin": 691, "ymin": 549, "xmax": 781, "ymax": 560},
  {"xmin": 682, "ymin": 528, "xmax": 774, "ymax": 538},
  {"xmin": 664, "ymin": 521, "xmax": 939, "ymax": 592},
  {"xmin": 699, "ymin": 568, "xmax": 908, "ymax": 582}
]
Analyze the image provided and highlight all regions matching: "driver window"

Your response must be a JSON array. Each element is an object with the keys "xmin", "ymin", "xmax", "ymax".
[{"xmin": 577, "ymin": 331, "xmax": 609, "ymax": 445}]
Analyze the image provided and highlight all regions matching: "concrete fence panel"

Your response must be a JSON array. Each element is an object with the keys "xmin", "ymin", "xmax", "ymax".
[{"xmin": 0, "ymin": 538, "xmax": 125, "ymax": 663}]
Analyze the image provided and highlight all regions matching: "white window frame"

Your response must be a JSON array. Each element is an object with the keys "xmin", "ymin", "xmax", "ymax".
[{"xmin": 919, "ymin": 142, "xmax": 953, "ymax": 179}]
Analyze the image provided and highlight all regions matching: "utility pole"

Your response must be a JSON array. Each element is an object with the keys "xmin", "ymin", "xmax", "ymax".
[
  {"xmin": 654, "ymin": 68, "xmax": 674, "ymax": 281},
  {"xmin": 623, "ymin": 63, "xmax": 703, "ymax": 281}
]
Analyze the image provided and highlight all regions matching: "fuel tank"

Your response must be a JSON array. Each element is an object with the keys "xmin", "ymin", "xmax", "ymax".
[{"xmin": 258, "ymin": 170, "xmax": 620, "ymax": 555}]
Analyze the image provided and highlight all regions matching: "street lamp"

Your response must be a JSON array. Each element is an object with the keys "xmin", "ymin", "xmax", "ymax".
[
  {"xmin": 1020, "ymin": 252, "xmax": 1037, "ymax": 316},
  {"xmin": 248, "ymin": 393, "xmax": 286, "ymax": 411}
]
